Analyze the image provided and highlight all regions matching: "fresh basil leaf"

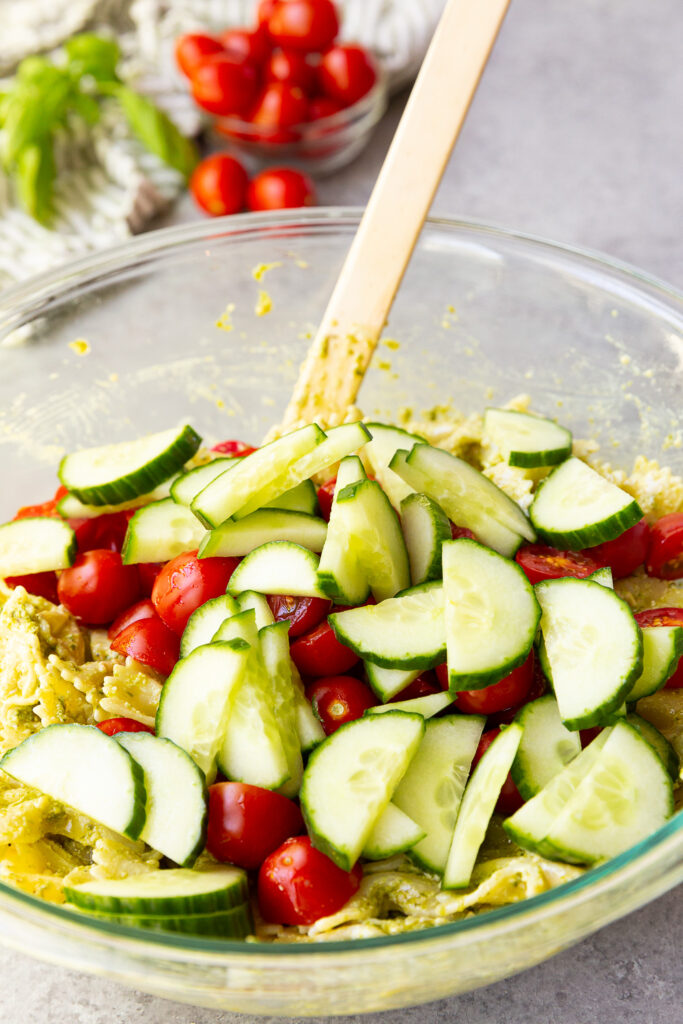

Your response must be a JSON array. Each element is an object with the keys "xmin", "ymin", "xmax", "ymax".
[
  {"xmin": 65, "ymin": 34, "xmax": 120, "ymax": 83},
  {"xmin": 14, "ymin": 138, "xmax": 56, "ymax": 224},
  {"xmin": 112, "ymin": 85, "xmax": 198, "ymax": 180},
  {"xmin": 69, "ymin": 91, "xmax": 101, "ymax": 126},
  {"xmin": 2, "ymin": 75, "xmax": 74, "ymax": 167},
  {"xmin": 17, "ymin": 56, "xmax": 61, "ymax": 85}
]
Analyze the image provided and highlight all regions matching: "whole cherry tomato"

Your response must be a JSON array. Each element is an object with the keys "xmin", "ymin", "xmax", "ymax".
[
  {"xmin": 110, "ymin": 616, "xmax": 181, "ymax": 677},
  {"xmin": 246, "ymin": 167, "xmax": 316, "ymax": 211},
  {"xmin": 587, "ymin": 519, "xmax": 650, "ymax": 579},
  {"xmin": 316, "ymin": 478, "xmax": 336, "ymax": 521},
  {"xmin": 250, "ymin": 83, "xmax": 309, "ymax": 128},
  {"xmin": 515, "ymin": 544, "xmax": 604, "ymax": 585},
  {"xmin": 266, "ymin": 0, "xmax": 340, "ymax": 53},
  {"xmin": 635, "ymin": 607, "xmax": 683, "ymax": 688},
  {"xmin": 220, "ymin": 26, "xmax": 270, "ymax": 65},
  {"xmin": 70, "ymin": 510, "xmax": 132, "ymax": 554},
  {"xmin": 57, "ymin": 549, "xmax": 141, "ymax": 626},
  {"xmin": 453, "ymin": 651, "xmax": 535, "ymax": 716},
  {"xmin": 257, "ymin": 0, "xmax": 281, "ymax": 28},
  {"xmin": 258, "ymin": 836, "xmax": 362, "ymax": 925},
  {"xmin": 318, "ymin": 45, "xmax": 377, "ymax": 107},
  {"xmin": 267, "ymin": 594, "xmax": 331, "ymax": 637},
  {"xmin": 646, "ymin": 514, "xmax": 683, "ymax": 579},
  {"xmin": 98, "ymin": 718, "xmax": 154, "ymax": 737},
  {"xmin": 152, "ymin": 550, "xmax": 240, "ymax": 635},
  {"xmin": 108, "ymin": 598, "xmax": 157, "ymax": 641},
  {"xmin": 306, "ymin": 675, "xmax": 377, "ymax": 734},
  {"xmin": 211, "ymin": 439, "xmax": 257, "ymax": 456},
  {"xmin": 390, "ymin": 671, "xmax": 441, "ymax": 702},
  {"xmin": 290, "ymin": 619, "xmax": 359, "ymax": 676},
  {"xmin": 450, "ymin": 522, "xmax": 477, "ymax": 541},
  {"xmin": 190, "ymin": 154, "xmax": 249, "ymax": 216},
  {"xmin": 472, "ymin": 728, "xmax": 524, "ymax": 815},
  {"xmin": 191, "ymin": 54, "xmax": 259, "ymax": 116},
  {"xmin": 136, "ymin": 562, "xmax": 164, "ymax": 597},
  {"xmin": 308, "ymin": 95, "xmax": 342, "ymax": 121},
  {"xmin": 4, "ymin": 571, "xmax": 59, "ymax": 604},
  {"xmin": 206, "ymin": 782, "xmax": 304, "ymax": 869},
  {"xmin": 487, "ymin": 653, "xmax": 547, "ymax": 727},
  {"xmin": 266, "ymin": 49, "xmax": 317, "ymax": 92},
  {"xmin": 174, "ymin": 33, "xmax": 224, "ymax": 79}
]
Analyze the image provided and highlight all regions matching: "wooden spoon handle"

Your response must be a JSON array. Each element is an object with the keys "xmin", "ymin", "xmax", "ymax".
[{"xmin": 281, "ymin": 0, "xmax": 511, "ymax": 430}]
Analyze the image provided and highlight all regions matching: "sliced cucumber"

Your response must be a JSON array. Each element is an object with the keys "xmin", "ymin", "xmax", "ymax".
[
  {"xmin": 0, "ymin": 517, "xmax": 76, "ymax": 576},
  {"xmin": 362, "ymin": 802, "xmax": 426, "ymax": 860},
  {"xmin": 443, "ymin": 539, "xmax": 540, "ymax": 690},
  {"xmin": 511, "ymin": 695, "xmax": 582, "ymax": 801},
  {"xmin": 227, "ymin": 541, "xmax": 325, "ymax": 599},
  {"xmin": 541, "ymin": 721, "xmax": 673, "ymax": 864},
  {"xmin": 443, "ymin": 723, "xmax": 523, "ymax": 889},
  {"xmin": 363, "ymin": 422, "xmax": 424, "ymax": 510},
  {"xmin": 1, "ymin": 724, "xmax": 146, "ymax": 840},
  {"xmin": 212, "ymin": 608, "xmax": 257, "ymax": 645},
  {"xmin": 290, "ymin": 660, "xmax": 325, "ymax": 753},
  {"xmin": 389, "ymin": 443, "xmax": 533, "ymax": 556},
  {"xmin": 83, "ymin": 903, "xmax": 253, "ymax": 939},
  {"xmin": 392, "ymin": 715, "xmax": 484, "ymax": 874},
  {"xmin": 365, "ymin": 662, "xmax": 421, "ymax": 702},
  {"xmin": 236, "ymin": 590, "xmax": 275, "ymax": 630},
  {"xmin": 117, "ymin": 733, "xmax": 207, "ymax": 867},
  {"xmin": 191, "ymin": 424, "xmax": 324, "ymax": 528},
  {"xmin": 260, "ymin": 621, "xmax": 304, "ymax": 798},
  {"xmin": 121, "ymin": 499, "xmax": 206, "ymax": 565},
  {"xmin": 368, "ymin": 691, "xmax": 453, "ymax": 718},
  {"xmin": 171, "ymin": 458, "xmax": 237, "ymax": 506},
  {"xmin": 626, "ymin": 625, "xmax": 683, "ymax": 702},
  {"xmin": 483, "ymin": 408, "xmax": 572, "ymax": 468},
  {"xmin": 266, "ymin": 479, "xmax": 318, "ymax": 516},
  {"xmin": 329, "ymin": 583, "xmax": 444, "ymax": 670},
  {"xmin": 589, "ymin": 566, "xmax": 614, "ymax": 588},
  {"xmin": 156, "ymin": 641, "xmax": 250, "ymax": 779},
  {"xmin": 536, "ymin": 577, "xmax": 643, "ymax": 729},
  {"xmin": 179, "ymin": 594, "xmax": 239, "ymax": 659},
  {"xmin": 300, "ymin": 711, "xmax": 425, "ymax": 870},
  {"xmin": 59, "ymin": 424, "xmax": 201, "ymax": 506},
  {"xmin": 317, "ymin": 455, "xmax": 370, "ymax": 606},
  {"xmin": 334, "ymin": 479, "xmax": 410, "ymax": 601},
  {"xmin": 64, "ymin": 866, "xmax": 248, "ymax": 915},
  {"xmin": 198, "ymin": 509, "xmax": 327, "ymax": 559},
  {"xmin": 400, "ymin": 492, "xmax": 451, "ymax": 585},
  {"xmin": 58, "ymin": 478, "xmax": 176, "ymax": 519},
  {"xmin": 529, "ymin": 458, "xmax": 643, "ymax": 549},
  {"xmin": 626, "ymin": 713, "xmax": 679, "ymax": 780}
]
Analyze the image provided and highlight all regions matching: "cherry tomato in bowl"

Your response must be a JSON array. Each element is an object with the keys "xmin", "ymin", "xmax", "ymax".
[
  {"xmin": 247, "ymin": 167, "xmax": 316, "ymax": 211},
  {"xmin": 267, "ymin": 594, "xmax": 331, "ymax": 637},
  {"xmin": 266, "ymin": 49, "xmax": 317, "ymax": 92},
  {"xmin": 206, "ymin": 782, "xmax": 304, "ymax": 869},
  {"xmin": 645, "ymin": 514, "xmax": 683, "ymax": 579},
  {"xmin": 266, "ymin": 0, "xmax": 340, "ymax": 53},
  {"xmin": 515, "ymin": 544, "xmax": 604, "ymax": 585},
  {"xmin": 174, "ymin": 33, "xmax": 224, "ymax": 79},
  {"xmin": 57, "ymin": 549, "xmax": 141, "ymax": 626},
  {"xmin": 220, "ymin": 26, "xmax": 270, "ymax": 65},
  {"xmin": 587, "ymin": 519, "xmax": 650, "ymax": 579},
  {"xmin": 110, "ymin": 616, "xmax": 181, "ymax": 677},
  {"xmin": 258, "ymin": 836, "xmax": 362, "ymax": 926},
  {"xmin": 306, "ymin": 675, "xmax": 377, "ymax": 734},
  {"xmin": 191, "ymin": 54, "xmax": 259, "ymax": 117},
  {"xmin": 151, "ymin": 551, "xmax": 240, "ymax": 635},
  {"xmin": 318, "ymin": 44, "xmax": 377, "ymax": 107},
  {"xmin": 290, "ymin": 619, "xmax": 359, "ymax": 676},
  {"xmin": 635, "ymin": 607, "xmax": 683, "ymax": 688},
  {"xmin": 249, "ymin": 83, "xmax": 310, "ymax": 129}
]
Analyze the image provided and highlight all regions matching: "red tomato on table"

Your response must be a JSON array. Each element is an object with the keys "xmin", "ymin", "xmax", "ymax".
[
  {"xmin": 98, "ymin": 718, "xmax": 154, "ymax": 737},
  {"xmin": 306, "ymin": 675, "xmax": 377, "ymax": 734},
  {"xmin": 587, "ymin": 519, "xmax": 650, "ymax": 579},
  {"xmin": 247, "ymin": 167, "xmax": 316, "ymax": 211},
  {"xmin": 151, "ymin": 550, "xmax": 240, "ymax": 635},
  {"xmin": 206, "ymin": 782, "xmax": 304, "ymax": 869},
  {"xmin": 646, "ymin": 514, "xmax": 683, "ymax": 580},
  {"xmin": 290, "ymin": 619, "xmax": 359, "ymax": 676},
  {"xmin": 472, "ymin": 728, "xmax": 524, "ymax": 815},
  {"xmin": 110, "ymin": 616, "xmax": 180, "ymax": 677},
  {"xmin": 258, "ymin": 836, "xmax": 362, "ymax": 925},
  {"xmin": 267, "ymin": 594, "xmax": 331, "ymax": 637},
  {"xmin": 635, "ymin": 607, "xmax": 683, "ymax": 688},
  {"xmin": 190, "ymin": 154, "xmax": 249, "ymax": 216},
  {"xmin": 515, "ymin": 544, "xmax": 604, "ymax": 584},
  {"xmin": 57, "ymin": 549, "xmax": 141, "ymax": 626}
]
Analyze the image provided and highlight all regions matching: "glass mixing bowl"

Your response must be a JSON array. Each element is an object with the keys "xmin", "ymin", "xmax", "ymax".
[{"xmin": 0, "ymin": 211, "xmax": 680, "ymax": 1016}]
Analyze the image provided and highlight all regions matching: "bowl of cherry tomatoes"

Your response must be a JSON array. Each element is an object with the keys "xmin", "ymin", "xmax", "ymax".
[{"xmin": 176, "ymin": 0, "xmax": 388, "ymax": 174}]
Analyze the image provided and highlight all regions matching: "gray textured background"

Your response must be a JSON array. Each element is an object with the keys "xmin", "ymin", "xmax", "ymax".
[{"xmin": 1, "ymin": 0, "xmax": 681, "ymax": 1020}]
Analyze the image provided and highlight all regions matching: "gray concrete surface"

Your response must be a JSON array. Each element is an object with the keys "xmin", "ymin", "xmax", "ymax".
[{"xmin": 0, "ymin": 0, "xmax": 681, "ymax": 1021}]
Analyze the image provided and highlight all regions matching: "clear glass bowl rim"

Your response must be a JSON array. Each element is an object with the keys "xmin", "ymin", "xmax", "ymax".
[{"xmin": 0, "ymin": 208, "xmax": 680, "ymax": 961}]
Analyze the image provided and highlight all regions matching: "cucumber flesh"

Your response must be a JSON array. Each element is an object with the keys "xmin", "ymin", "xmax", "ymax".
[
  {"xmin": 122, "ymin": 498, "xmax": 206, "ymax": 564},
  {"xmin": 171, "ymin": 458, "xmax": 237, "ymax": 507},
  {"xmin": 199, "ymin": 509, "xmax": 327, "ymax": 559},
  {"xmin": 317, "ymin": 455, "xmax": 370, "ymax": 606},
  {"xmin": 367, "ymin": 691, "xmax": 453, "ymax": 718},
  {"xmin": 235, "ymin": 590, "xmax": 275, "ymax": 629},
  {"xmin": 511, "ymin": 695, "xmax": 582, "ymax": 801},
  {"xmin": 400, "ymin": 492, "xmax": 452, "ymax": 585},
  {"xmin": 64, "ymin": 866, "xmax": 248, "ymax": 915},
  {"xmin": 363, "ymin": 422, "xmax": 425, "ymax": 510},
  {"xmin": 626, "ymin": 625, "xmax": 683, "ymax": 702},
  {"xmin": 589, "ymin": 566, "xmax": 613, "ymax": 588},
  {"xmin": 290, "ymin": 660, "xmax": 325, "ymax": 753},
  {"xmin": 212, "ymin": 609, "xmax": 258, "ymax": 645},
  {"xmin": 335, "ymin": 479, "xmax": 410, "ymax": 600},
  {"xmin": 265, "ymin": 478, "xmax": 318, "ymax": 516},
  {"xmin": 0, "ymin": 517, "xmax": 76, "ymax": 576},
  {"xmin": 179, "ymin": 594, "xmax": 239, "ymax": 658},
  {"xmin": 259, "ymin": 621, "xmax": 304, "ymax": 798},
  {"xmin": 362, "ymin": 802, "xmax": 426, "ymax": 860},
  {"xmin": 227, "ymin": 541, "xmax": 326, "ymax": 599},
  {"xmin": 58, "ymin": 478, "xmax": 176, "ymax": 519},
  {"xmin": 483, "ymin": 408, "xmax": 572, "ymax": 468},
  {"xmin": 365, "ymin": 662, "xmax": 421, "ymax": 702},
  {"xmin": 626, "ymin": 713, "xmax": 679, "ymax": 780}
]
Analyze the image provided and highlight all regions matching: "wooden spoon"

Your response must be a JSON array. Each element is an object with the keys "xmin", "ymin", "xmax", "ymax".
[{"xmin": 280, "ymin": 0, "xmax": 511, "ymax": 431}]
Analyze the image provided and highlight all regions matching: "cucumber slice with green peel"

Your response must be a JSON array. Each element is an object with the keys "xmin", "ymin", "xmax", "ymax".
[
  {"xmin": 171, "ymin": 458, "xmax": 237, "ymax": 506},
  {"xmin": 536, "ymin": 577, "xmax": 643, "ymax": 730},
  {"xmin": 58, "ymin": 478, "xmax": 177, "ymax": 519},
  {"xmin": 0, "ymin": 517, "xmax": 76, "ymax": 576},
  {"xmin": 626, "ymin": 625, "xmax": 683, "ymax": 702},
  {"xmin": 329, "ymin": 583, "xmax": 444, "ymax": 670},
  {"xmin": 443, "ymin": 539, "xmax": 541, "ymax": 691},
  {"xmin": 589, "ymin": 566, "xmax": 614, "ymax": 588},
  {"xmin": 367, "ymin": 691, "xmax": 453, "ymax": 718},
  {"xmin": 365, "ymin": 662, "xmax": 421, "ymax": 702},
  {"xmin": 64, "ymin": 866, "xmax": 248, "ymax": 915},
  {"xmin": 363, "ymin": 422, "xmax": 425, "ymax": 510},
  {"xmin": 236, "ymin": 590, "xmax": 275, "ymax": 629},
  {"xmin": 626, "ymin": 713, "xmax": 679, "ymax": 780},
  {"xmin": 227, "ymin": 541, "xmax": 326, "ymax": 598},
  {"xmin": 443, "ymin": 723, "xmax": 523, "ymax": 889},
  {"xmin": 179, "ymin": 594, "xmax": 240, "ymax": 658},
  {"xmin": 362, "ymin": 802, "xmax": 426, "ymax": 860},
  {"xmin": 116, "ymin": 733, "xmax": 207, "ymax": 867},
  {"xmin": 266, "ymin": 478, "xmax": 318, "ymax": 516},
  {"xmin": 121, "ymin": 499, "xmax": 206, "ymax": 565},
  {"xmin": 503, "ymin": 731, "xmax": 611, "ymax": 857},
  {"xmin": 300, "ymin": 711, "xmax": 425, "ymax": 870},
  {"xmin": 335, "ymin": 479, "xmax": 410, "ymax": 600},
  {"xmin": 540, "ymin": 721, "xmax": 673, "ymax": 864},
  {"xmin": 317, "ymin": 455, "xmax": 370, "ymax": 606},
  {"xmin": 198, "ymin": 509, "xmax": 328, "ymax": 559},
  {"xmin": 400, "ymin": 492, "xmax": 452, "ymax": 585},
  {"xmin": 59, "ymin": 424, "xmax": 202, "ymax": 506},
  {"xmin": 1, "ymin": 724, "xmax": 146, "ymax": 840},
  {"xmin": 392, "ymin": 715, "xmax": 485, "ymax": 874},
  {"xmin": 389, "ymin": 444, "xmax": 532, "ymax": 555},
  {"xmin": 212, "ymin": 608, "xmax": 257, "ymax": 645},
  {"xmin": 483, "ymin": 408, "xmax": 572, "ymax": 468},
  {"xmin": 529, "ymin": 458, "xmax": 643, "ymax": 549},
  {"xmin": 191, "ymin": 424, "xmax": 325, "ymax": 528},
  {"xmin": 156, "ymin": 640, "xmax": 250, "ymax": 780},
  {"xmin": 259, "ymin": 621, "xmax": 304, "ymax": 798},
  {"xmin": 82, "ymin": 903, "xmax": 253, "ymax": 939},
  {"xmin": 511, "ymin": 695, "xmax": 582, "ymax": 801},
  {"xmin": 290, "ymin": 660, "xmax": 325, "ymax": 753},
  {"xmin": 234, "ymin": 422, "xmax": 370, "ymax": 523}
]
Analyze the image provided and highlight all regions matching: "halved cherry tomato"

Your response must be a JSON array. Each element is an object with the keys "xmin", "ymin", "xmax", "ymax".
[
  {"xmin": 191, "ymin": 54, "xmax": 259, "ymax": 117},
  {"xmin": 4, "ymin": 571, "xmax": 59, "ymax": 603},
  {"xmin": 318, "ymin": 44, "xmax": 377, "ymax": 107},
  {"xmin": 247, "ymin": 167, "xmax": 316, "ymax": 211},
  {"xmin": 190, "ymin": 154, "xmax": 249, "ymax": 216},
  {"xmin": 211, "ymin": 439, "xmax": 257, "ymax": 456},
  {"xmin": 635, "ymin": 607, "xmax": 683, "ymax": 688},
  {"xmin": 97, "ymin": 718, "xmax": 154, "ymax": 737},
  {"xmin": 472, "ymin": 728, "xmax": 524, "ymax": 815},
  {"xmin": 174, "ymin": 33, "xmax": 224, "ymax": 79},
  {"xmin": 646, "ymin": 514, "xmax": 683, "ymax": 580},
  {"xmin": 137, "ymin": 562, "xmax": 164, "ymax": 597},
  {"xmin": 258, "ymin": 835, "xmax": 362, "ymax": 926},
  {"xmin": 308, "ymin": 95, "xmax": 342, "ymax": 121},
  {"xmin": 316, "ymin": 478, "xmax": 336, "ymax": 521},
  {"xmin": 306, "ymin": 675, "xmax": 377, "ymax": 734},
  {"xmin": 267, "ymin": 594, "xmax": 331, "ymax": 637},
  {"xmin": 111, "ymin": 616, "xmax": 181, "ymax": 677},
  {"xmin": 390, "ymin": 671, "xmax": 441, "ymax": 702},
  {"xmin": 587, "ymin": 519, "xmax": 650, "ymax": 579},
  {"xmin": 266, "ymin": 0, "xmax": 340, "ymax": 53},
  {"xmin": 220, "ymin": 26, "xmax": 270, "ymax": 65},
  {"xmin": 206, "ymin": 782, "xmax": 304, "ymax": 869},
  {"xmin": 57, "ymin": 549, "xmax": 141, "ymax": 626},
  {"xmin": 108, "ymin": 598, "xmax": 157, "ymax": 641},
  {"xmin": 266, "ymin": 49, "xmax": 317, "ymax": 92},
  {"xmin": 290, "ymin": 619, "xmax": 359, "ymax": 676},
  {"xmin": 13, "ymin": 484, "xmax": 69, "ymax": 521},
  {"xmin": 487, "ymin": 652, "xmax": 547, "ymax": 727},
  {"xmin": 250, "ymin": 83, "xmax": 309, "ymax": 128},
  {"xmin": 70, "ymin": 510, "xmax": 132, "ymax": 554},
  {"xmin": 152, "ymin": 550, "xmax": 240, "ymax": 635},
  {"xmin": 450, "ymin": 522, "xmax": 477, "ymax": 541},
  {"xmin": 515, "ymin": 544, "xmax": 604, "ymax": 585},
  {"xmin": 452, "ymin": 651, "xmax": 535, "ymax": 716}
]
